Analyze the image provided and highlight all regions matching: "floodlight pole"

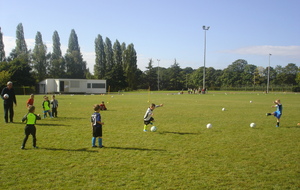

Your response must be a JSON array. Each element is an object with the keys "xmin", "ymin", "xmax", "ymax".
[
  {"xmin": 202, "ymin": 25, "xmax": 210, "ymax": 94},
  {"xmin": 267, "ymin": 53, "xmax": 272, "ymax": 93},
  {"xmin": 157, "ymin": 59, "xmax": 160, "ymax": 91}
]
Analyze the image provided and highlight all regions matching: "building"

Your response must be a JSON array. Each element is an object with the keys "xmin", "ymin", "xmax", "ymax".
[{"xmin": 38, "ymin": 79, "xmax": 106, "ymax": 94}]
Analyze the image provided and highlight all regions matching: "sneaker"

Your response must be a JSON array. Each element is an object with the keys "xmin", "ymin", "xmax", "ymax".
[
  {"xmin": 276, "ymin": 125, "xmax": 279, "ymax": 127},
  {"xmin": 33, "ymin": 146, "xmax": 38, "ymax": 149},
  {"xmin": 21, "ymin": 146, "xmax": 25, "ymax": 149},
  {"xmin": 150, "ymin": 122, "xmax": 153, "ymax": 125},
  {"xmin": 99, "ymin": 145, "xmax": 105, "ymax": 148},
  {"xmin": 143, "ymin": 129, "xmax": 147, "ymax": 132},
  {"xmin": 92, "ymin": 145, "xmax": 97, "ymax": 148}
]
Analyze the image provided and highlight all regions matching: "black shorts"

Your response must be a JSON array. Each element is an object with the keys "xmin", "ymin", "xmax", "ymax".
[
  {"xmin": 24, "ymin": 125, "xmax": 36, "ymax": 136},
  {"xmin": 93, "ymin": 126, "xmax": 102, "ymax": 137},
  {"xmin": 144, "ymin": 117, "xmax": 154, "ymax": 125}
]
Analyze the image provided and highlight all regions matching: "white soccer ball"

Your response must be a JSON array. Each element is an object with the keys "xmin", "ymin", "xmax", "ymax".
[
  {"xmin": 206, "ymin": 123, "xmax": 212, "ymax": 129},
  {"xmin": 150, "ymin": 126, "xmax": 157, "ymax": 132},
  {"xmin": 3, "ymin": 94, "xmax": 9, "ymax": 99},
  {"xmin": 250, "ymin": 100, "xmax": 252, "ymax": 103},
  {"xmin": 222, "ymin": 108, "xmax": 225, "ymax": 111},
  {"xmin": 250, "ymin": 123, "xmax": 256, "ymax": 128}
]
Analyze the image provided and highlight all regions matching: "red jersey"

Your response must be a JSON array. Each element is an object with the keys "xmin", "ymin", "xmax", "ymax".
[{"xmin": 26, "ymin": 98, "xmax": 34, "ymax": 107}]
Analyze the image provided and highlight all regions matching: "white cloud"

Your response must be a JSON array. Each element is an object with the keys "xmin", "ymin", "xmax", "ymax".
[{"xmin": 224, "ymin": 45, "xmax": 300, "ymax": 56}]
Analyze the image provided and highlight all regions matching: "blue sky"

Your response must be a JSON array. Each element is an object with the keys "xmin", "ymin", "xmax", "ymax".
[{"xmin": 1, "ymin": 0, "xmax": 299, "ymax": 73}]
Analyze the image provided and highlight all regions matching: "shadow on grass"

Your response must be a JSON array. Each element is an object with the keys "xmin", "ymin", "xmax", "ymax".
[
  {"xmin": 285, "ymin": 126, "xmax": 300, "ymax": 128},
  {"xmin": 37, "ymin": 123, "xmax": 71, "ymax": 126},
  {"xmin": 42, "ymin": 147, "xmax": 98, "ymax": 152},
  {"xmin": 158, "ymin": 131, "xmax": 200, "ymax": 135},
  {"xmin": 57, "ymin": 117, "xmax": 86, "ymax": 120},
  {"xmin": 106, "ymin": 146, "xmax": 166, "ymax": 151}
]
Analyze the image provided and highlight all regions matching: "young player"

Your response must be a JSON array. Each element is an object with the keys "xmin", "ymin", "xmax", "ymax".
[
  {"xmin": 266, "ymin": 99, "xmax": 283, "ymax": 127},
  {"xmin": 143, "ymin": 103, "xmax": 163, "ymax": 132},
  {"xmin": 91, "ymin": 104, "xmax": 105, "ymax": 148},
  {"xmin": 26, "ymin": 94, "xmax": 34, "ymax": 108},
  {"xmin": 42, "ymin": 96, "xmax": 53, "ymax": 118},
  {"xmin": 51, "ymin": 95, "xmax": 58, "ymax": 117},
  {"xmin": 21, "ymin": 106, "xmax": 41, "ymax": 149}
]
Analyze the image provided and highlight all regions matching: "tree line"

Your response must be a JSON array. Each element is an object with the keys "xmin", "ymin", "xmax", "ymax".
[{"xmin": 0, "ymin": 23, "xmax": 299, "ymax": 92}]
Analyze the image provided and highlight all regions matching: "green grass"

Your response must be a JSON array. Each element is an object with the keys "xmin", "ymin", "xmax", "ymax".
[{"xmin": 1, "ymin": 91, "xmax": 300, "ymax": 189}]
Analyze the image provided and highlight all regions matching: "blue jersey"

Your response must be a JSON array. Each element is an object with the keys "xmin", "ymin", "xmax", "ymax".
[
  {"xmin": 276, "ymin": 104, "xmax": 283, "ymax": 114},
  {"xmin": 91, "ymin": 112, "xmax": 101, "ymax": 127},
  {"xmin": 274, "ymin": 104, "xmax": 283, "ymax": 119}
]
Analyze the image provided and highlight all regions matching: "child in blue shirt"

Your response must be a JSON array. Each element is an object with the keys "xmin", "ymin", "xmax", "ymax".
[
  {"xmin": 91, "ymin": 104, "xmax": 105, "ymax": 148},
  {"xmin": 266, "ymin": 99, "xmax": 283, "ymax": 127}
]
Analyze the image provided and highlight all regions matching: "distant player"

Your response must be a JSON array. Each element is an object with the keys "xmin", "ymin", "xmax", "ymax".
[
  {"xmin": 26, "ymin": 94, "xmax": 34, "ymax": 108},
  {"xmin": 42, "ymin": 96, "xmax": 53, "ymax": 118},
  {"xmin": 91, "ymin": 104, "xmax": 105, "ymax": 148},
  {"xmin": 143, "ymin": 103, "xmax": 163, "ymax": 132},
  {"xmin": 266, "ymin": 99, "xmax": 283, "ymax": 127},
  {"xmin": 51, "ymin": 95, "xmax": 58, "ymax": 117}
]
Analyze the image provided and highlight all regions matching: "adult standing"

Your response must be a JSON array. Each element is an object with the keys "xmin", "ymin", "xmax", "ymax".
[{"xmin": 1, "ymin": 81, "xmax": 17, "ymax": 123}]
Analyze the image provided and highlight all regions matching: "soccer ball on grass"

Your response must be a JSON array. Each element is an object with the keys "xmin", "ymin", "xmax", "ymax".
[
  {"xmin": 150, "ymin": 126, "xmax": 157, "ymax": 132},
  {"xmin": 250, "ymin": 123, "xmax": 256, "ymax": 128},
  {"xmin": 206, "ymin": 123, "xmax": 212, "ymax": 129}
]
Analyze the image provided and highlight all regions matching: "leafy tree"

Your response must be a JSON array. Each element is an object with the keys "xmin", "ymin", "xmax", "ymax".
[
  {"xmin": 165, "ymin": 59, "xmax": 183, "ymax": 90},
  {"xmin": 0, "ymin": 27, "xmax": 5, "ymax": 62},
  {"xmin": 14, "ymin": 23, "xmax": 29, "ymax": 61},
  {"xmin": 123, "ymin": 43, "xmax": 137, "ymax": 90},
  {"xmin": 144, "ymin": 59, "xmax": 158, "ymax": 90},
  {"xmin": 94, "ymin": 34, "xmax": 106, "ymax": 79},
  {"xmin": 296, "ymin": 67, "xmax": 300, "ymax": 85},
  {"xmin": 104, "ymin": 37, "xmax": 113, "ymax": 75},
  {"xmin": 32, "ymin": 31, "xmax": 48, "ymax": 81},
  {"xmin": 284, "ymin": 63, "xmax": 298, "ymax": 85},
  {"xmin": 0, "ymin": 58, "xmax": 35, "ymax": 86},
  {"xmin": 65, "ymin": 29, "xmax": 86, "ymax": 78},
  {"xmin": 49, "ymin": 31, "xmax": 65, "ymax": 78},
  {"xmin": 107, "ymin": 40, "xmax": 126, "ymax": 91}
]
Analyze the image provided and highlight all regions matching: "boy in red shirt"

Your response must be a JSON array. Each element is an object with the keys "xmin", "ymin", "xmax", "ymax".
[{"xmin": 26, "ymin": 94, "xmax": 34, "ymax": 108}]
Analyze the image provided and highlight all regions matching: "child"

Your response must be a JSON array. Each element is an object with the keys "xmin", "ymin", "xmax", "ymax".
[
  {"xmin": 266, "ymin": 99, "xmax": 283, "ymax": 127},
  {"xmin": 42, "ymin": 96, "xmax": 53, "ymax": 118},
  {"xmin": 21, "ymin": 106, "xmax": 41, "ymax": 149},
  {"xmin": 26, "ymin": 94, "xmax": 34, "ymax": 108},
  {"xmin": 91, "ymin": 104, "xmax": 105, "ymax": 148},
  {"xmin": 143, "ymin": 103, "xmax": 163, "ymax": 132},
  {"xmin": 51, "ymin": 95, "xmax": 58, "ymax": 117},
  {"xmin": 99, "ymin": 101, "xmax": 107, "ymax": 110}
]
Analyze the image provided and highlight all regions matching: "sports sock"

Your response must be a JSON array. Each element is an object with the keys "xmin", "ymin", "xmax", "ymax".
[
  {"xmin": 98, "ymin": 138, "xmax": 102, "ymax": 147},
  {"xmin": 277, "ymin": 122, "xmax": 280, "ymax": 127},
  {"xmin": 92, "ymin": 137, "xmax": 96, "ymax": 146},
  {"xmin": 144, "ymin": 125, "xmax": 147, "ymax": 130},
  {"xmin": 267, "ymin": 113, "xmax": 271, "ymax": 116}
]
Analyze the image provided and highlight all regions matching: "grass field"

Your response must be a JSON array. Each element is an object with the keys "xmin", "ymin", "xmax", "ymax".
[{"xmin": 1, "ymin": 91, "xmax": 300, "ymax": 189}]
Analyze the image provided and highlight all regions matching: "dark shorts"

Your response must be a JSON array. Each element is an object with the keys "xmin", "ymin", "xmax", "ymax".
[
  {"xmin": 144, "ymin": 117, "xmax": 154, "ymax": 125},
  {"xmin": 25, "ymin": 125, "xmax": 36, "ymax": 136},
  {"xmin": 93, "ymin": 126, "xmax": 102, "ymax": 137}
]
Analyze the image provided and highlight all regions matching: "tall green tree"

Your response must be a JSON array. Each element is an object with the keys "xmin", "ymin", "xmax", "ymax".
[
  {"xmin": 0, "ymin": 27, "xmax": 5, "ymax": 62},
  {"xmin": 14, "ymin": 23, "xmax": 29, "ymax": 61},
  {"xmin": 104, "ymin": 37, "xmax": 113, "ymax": 75},
  {"xmin": 49, "ymin": 31, "xmax": 65, "ymax": 78},
  {"xmin": 144, "ymin": 59, "xmax": 158, "ymax": 90},
  {"xmin": 108, "ymin": 40, "xmax": 126, "ymax": 91},
  {"xmin": 94, "ymin": 34, "xmax": 106, "ymax": 79},
  {"xmin": 123, "ymin": 43, "xmax": 137, "ymax": 90},
  {"xmin": 65, "ymin": 29, "xmax": 86, "ymax": 78},
  {"xmin": 32, "ymin": 31, "xmax": 48, "ymax": 81},
  {"xmin": 165, "ymin": 59, "xmax": 183, "ymax": 90}
]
